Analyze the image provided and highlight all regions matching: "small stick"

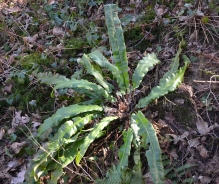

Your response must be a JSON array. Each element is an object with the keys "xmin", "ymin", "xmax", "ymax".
[{"xmin": 193, "ymin": 80, "xmax": 219, "ymax": 83}]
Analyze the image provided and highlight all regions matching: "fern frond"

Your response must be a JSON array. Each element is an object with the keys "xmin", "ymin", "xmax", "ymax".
[
  {"xmin": 76, "ymin": 116, "xmax": 118, "ymax": 165},
  {"xmin": 130, "ymin": 149, "xmax": 144, "ymax": 184},
  {"xmin": 80, "ymin": 54, "xmax": 113, "ymax": 93},
  {"xmin": 27, "ymin": 115, "xmax": 92, "ymax": 182},
  {"xmin": 159, "ymin": 41, "xmax": 183, "ymax": 84},
  {"xmin": 48, "ymin": 163, "xmax": 63, "ymax": 184},
  {"xmin": 38, "ymin": 105, "xmax": 103, "ymax": 137},
  {"xmin": 37, "ymin": 72, "xmax": 69, "ymax": 85},
  {"xmin": 132, "ymin": 53, "xmax": 160, "ymax": 90},
  {"xmin": 104, "ymin": 4, "xmax": 129, "ymax": 93},
  {"xmin": 97, "ymin": 165, "xmax": 122, "ymax": 184},
  {"xmin": 117, "ymin": 129, "xmax": 133, "ymax": 171},
  {"xmin": 89, "ymin": 50, "xmax": 124, "ymax": 91},
  {"xmin": 54, "ymin": 78, "xmax": 112, "ymax": 100},
  {"xmin": 130, "ymin": 122, "xmax": 144, "ymax": 184},
  {"xmin": 136, "ymin": 61, "xmax": 190, "ymax": 109},
  {"xmin": 131, "ymin": 111, "xmax": 164, "ymax": 184}
]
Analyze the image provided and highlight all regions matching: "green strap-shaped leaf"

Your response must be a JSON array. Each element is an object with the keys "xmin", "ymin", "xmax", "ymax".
[
  {"xmin": 97, "ymin": 165, "xmax": 122, "ymax": 184},
  {"xmin": 76, "ymin": 116, "xmax": 118, "ymax": 165},
  {"xmin": 136, "ymin": 61, "xmax": 190, "ymax": 109},
  {"xmin": 117, "ymin": 129, "xmax": 133, "ymax": 171},
  {"xmin": 130, "ymin": 149, "xmax": 144, "ymax": 184},
  {"xmin": 37, "ymin": 72, "xmax": 69, "ymax": 85},
  {"xmin": 38, "ymin": 105, "xmax": 102, "ymax": 136},
  {"xmin": 32, "ymin": 134, "xmax": 79, "ymax": 181},
  {"xmin": 48, "ymin": 164, "xmax": 63, "ymax": 184},
  {"xmin": 131, "ymin": 111, "xmax": 164, "ymax": 184},
  {"xmin": 89, "ymin": 50, "xmax": 124, "ymax": 90},
  {"xmin": 54, "ymin": 78, "xmax": 111, "ymax": 100},
  {"xmin": 159, "ymin": 41, "xmax": 183, "ymax": 84},
  {"xmin": 130, "ymin": 121, "xmax": 144, "ymax": 184},
  {"xmin": 27, "ymin": 115, "xmax": 92, "ymax": 182},
  {"xmin": 51, "ymin": 115, "xmax": 93, "ymax": 142},
  {"xmin": 132, "ymin": 53, "xmax": 161, "ymax": 90},
  {"xmin": 104, "ymin": 4, "xmax": 129, "ymax": 93},
  {"xmin": 80, "ymin": 54, "xmax": 113, "ymax": 93},
  {"xmin": 58, "ymin": 139, "xmax": 84, "ymax": 167}
]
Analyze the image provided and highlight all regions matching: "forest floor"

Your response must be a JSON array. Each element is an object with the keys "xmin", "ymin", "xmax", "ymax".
[{"xmin": 0, "ymin": 0, "xmax": 219, "ymax": 183}]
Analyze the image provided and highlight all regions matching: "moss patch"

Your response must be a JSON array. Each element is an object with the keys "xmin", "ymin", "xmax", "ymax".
[
  {"xmin": 150, "ymin": 92, "xmax": 196, "ymax": 129},
  {"xmin": 20, "ymin": 52, "xmax": 54, "ymax": 70},
  {"xmin": 1, "ymin": 76, "xmax": 54, "ymax": 113},
  {"xmin": 124, "ymin": 27, "xmax": 150, "ymax": 52}
]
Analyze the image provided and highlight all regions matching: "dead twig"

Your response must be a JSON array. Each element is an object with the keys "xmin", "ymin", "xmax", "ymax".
[{"xmin": 193, "ymin": 80, "xmax": 219, "ymax": 83}]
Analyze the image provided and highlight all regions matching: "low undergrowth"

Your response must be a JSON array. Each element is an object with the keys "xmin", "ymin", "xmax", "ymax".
[{"xmin": 24, "ymin": 4, "xmax": 190, "ymax": 184}]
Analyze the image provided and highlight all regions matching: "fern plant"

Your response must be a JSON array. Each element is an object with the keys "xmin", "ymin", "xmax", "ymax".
[
  {"xmin": 25, "ymin": 4, "xmax": 190, "ymax": 184},
  {"xmin": 163, "ymin": 155, "xmax": 195, "ymax": 183}
]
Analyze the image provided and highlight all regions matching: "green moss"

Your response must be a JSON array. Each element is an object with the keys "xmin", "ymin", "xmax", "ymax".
[
  {"xmin": 58, "ymin": 92, "xmax": 85, "ymax": 105},
  {"xmin": 124, "ymin": 27, "xmax": 150, "ymax": 52},
  {"xmin": 150, "ymin": 92, "xmax": 196, "ymax": 129},
  {"xmin": 140, "ymin": 7, "xmax": 156, "ymax": 24},
  {"xmin": 64, "ymin": 37, "xmax": 89, "ymax": 58},
  {"xmin": 172, "ymin": 101, "xmax": 196, "ymax": 128},
  {"xmin": 20, "ymin": 52, "xmax": 53, "ymax": 70},
  {"xmin": 3, "ymin": 76, "xmax": 54, "ymax": 113},
  {"xmin": 65, "ymin": 37, "xmax": 89, "ymax": 49}
]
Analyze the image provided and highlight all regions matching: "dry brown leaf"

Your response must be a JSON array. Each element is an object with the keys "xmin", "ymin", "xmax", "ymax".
[
  {"xmin": 2, "ymin": 7, "xmax": 21, "ymax": 14},
  {"xmin": 10, "ymin": 165, "xmax": 26, "ymax": 184},
  {"xmin": 196, "ymin": 115, "xmax": 219, "ymax": 135},
  {"xmin": 52, "ymin": 27, "xmax": 65, "ymax": 37},
  {"xmin": 7, "ymin": 127, "xmax": 16, "ymax": 134},
  {"xmin": 179, "ymin": 16, "xmax": 189, "ymax": 22},
  {"xmin": 0, "ymin": 169, "xmax": 11, "ymax": 179},
  {"xmin": 188, "ymin": 138, "xmax": 200, "ymax": 148},
  {"xmin": 23, "ymin": 34, "xmax": 39, "ymax": 44},
  {"xmin": 10, "ymin": 141, "xmax": 27, "ymax": 154},
  {"xmin": 12, "ymin": 111, "xmax": 30, "ymax": 128},
  {"xmin": 170, "ymin": 148, "xmax": 178, "ymax": 159},
  {"xmin": 196, "ymin": 145, "xmax": 209, "ymax": 158},
  {"xmin": 203, "ymin": 153, "xmax": 219, "ymax": 175},
  {"xmin": 3, "ymin": 83, "xmax": 12, "ymax": 94},
  {"xmin": 143, "ymin": 172, "xmax": 154, "ymax": 184},
  {"xmin": 48, "ymin": 0, "xmax": 56, "ymax": 4},
  {"xmin": 32, "ymin": 121, "xmax": 41, "ymax": 131},
  {"xmin": 198, "ymin": 176, "xmax": 211, "ymax": 184},
  {"xmin": 196, "ymin": 115, "xmax": 209, "ymax": 135},
  {"xmin": 156, "ymin": 8, "xmax": 164, "ymax": 17},
  {"xmin": 32, "ymin": 113, "xmax": 41, "ymax": 120},
  {"xmin": 0, "ymin": 128, "xmax": 5, "ymax": 140},
  {"xmin": 189, "ymin": 30, "xmax": 198, "ymax": 42},
  {"xmin": 168, "ymin": 131, "xmax": 189, "ymax": 144},
  {"xmin": 7, "ymin": 159, "xmax": 22, "ymax": 170},
  {"xmin": 174, "ymin": 99, "xmax": 185, "ymax": 105},
  {"xmin": 157, "ymin": 119, "xmax": 168, "ymax": 128}
]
